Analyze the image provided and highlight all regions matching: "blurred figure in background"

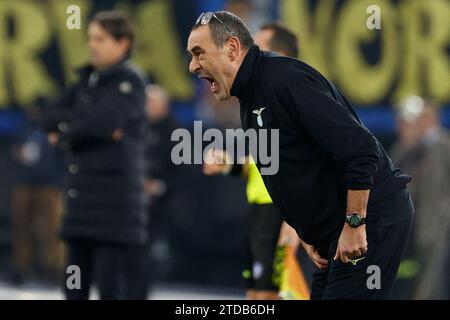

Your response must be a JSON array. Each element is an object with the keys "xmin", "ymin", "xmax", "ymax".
[
  {"xmin": 10, "ymin": 105, "xmax": 65, "ymax": 285},
  {"xmin": 391, "ymin": 96, "xmax": 450, "ymax": 299},
  {"xmin": 40, "ymin": 11, "xmax": 148, "ymax": 299},
  {"xmin": 144, "ymin": 84, "xmax": 179, "ymax": 285}
]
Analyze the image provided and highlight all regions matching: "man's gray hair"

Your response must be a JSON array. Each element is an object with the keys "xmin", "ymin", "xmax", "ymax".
[{"xmin": 192, "ymin": 11, "xmax": 254, "ymax": 49}]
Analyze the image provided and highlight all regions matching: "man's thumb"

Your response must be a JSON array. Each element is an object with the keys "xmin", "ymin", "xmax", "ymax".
[{"xmin": 334, "ymin": 248, "xmax": 340, "ymax": 261}]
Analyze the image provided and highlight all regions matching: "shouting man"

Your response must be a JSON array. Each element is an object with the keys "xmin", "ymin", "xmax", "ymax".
[{"xmin": 187, "ymin": 11, "xmax": 413, "ymax": 299}]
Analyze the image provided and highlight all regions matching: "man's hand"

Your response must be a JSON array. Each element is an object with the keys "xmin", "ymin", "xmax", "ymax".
[
  {"xmin": 278, "ymin": 222, "xmax": 301, "ymax": 254},
  {"xmin": 334, "ymin": 189, "xmax": 370, "ymax": 264},
  {"xmin": 48, "ymin": 132, "xmax": 60, "ymax": 145},
  {"xmin": 203, "ymin": 148, "xmax": 231, "ymax": 175},
  {"xmin": 302, "ymin": 241, "xmax": 328, "ymax": 269},
  {"xmin": 334, "ymin": 224, "xmax": 367, "ymax": 264}
]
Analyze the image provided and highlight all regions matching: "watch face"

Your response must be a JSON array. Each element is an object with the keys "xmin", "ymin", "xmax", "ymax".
[{"xmin": 349, "ymin": 215, "xmax": 360, "ymax": 227}]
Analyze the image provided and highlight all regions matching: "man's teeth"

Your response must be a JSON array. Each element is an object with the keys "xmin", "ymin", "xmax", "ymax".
[{"xmin": 201, "ymin": 76, "xmax": 216, "ymax": 92}]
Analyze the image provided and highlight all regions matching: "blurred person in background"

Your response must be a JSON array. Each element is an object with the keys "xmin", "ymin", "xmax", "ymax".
[
  {"xmin": 391, "ymin": 96, "xmax": 450, "ymax": 300},
  {"xmin": 203, "ymin": 23, "xmax": 309, "ymax": 300},
  {"xmin": 10, "ymin": 104, "xmax": 65, "ymax": 285},
  {"xmin": 40, "ymin": 11, "xmax": 148, "ymax": 300},
  {"xmin": 144, "ymin": 84, "xmax": 179, "ymax": 285}
]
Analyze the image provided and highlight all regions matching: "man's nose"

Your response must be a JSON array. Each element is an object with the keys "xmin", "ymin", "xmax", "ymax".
[{"xmin": 189, "ymin": 58, "xmax": 201, "ymax": 74}]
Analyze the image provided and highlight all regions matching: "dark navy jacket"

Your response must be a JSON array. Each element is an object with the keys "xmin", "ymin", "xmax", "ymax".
[
  {"xmin": 231, "ymin": 45, "xmax": 411, "ymax": 246},
  {"xmin": 41, "ymin": 60, "xmax": 148, "ymax": 245}
]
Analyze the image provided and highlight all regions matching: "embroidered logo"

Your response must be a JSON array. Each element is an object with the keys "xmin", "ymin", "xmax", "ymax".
[{"xmin": 252, "ymin": 107, "xmax": 266, "ymax": 127}]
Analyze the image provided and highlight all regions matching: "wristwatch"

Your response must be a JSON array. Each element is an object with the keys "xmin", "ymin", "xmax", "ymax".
[{"xmin": 345, "ymin": 213, "xmax": 366, "ymax": 228}]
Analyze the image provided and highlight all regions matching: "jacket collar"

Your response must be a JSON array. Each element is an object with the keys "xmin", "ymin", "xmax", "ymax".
[
  {"xmin": 77, "ymin": 58, "xmax": 130, "ymax": 80},
  {"xmin": 230, "ymin": 45, "xmax": 262, "ymax": 99}
]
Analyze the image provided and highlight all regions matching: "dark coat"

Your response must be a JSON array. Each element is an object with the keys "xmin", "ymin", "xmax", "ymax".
[
  {"xmin": 231, "ymin": 45, "xmax": 411, "ymax": 246},
  {"xmin": 41, "ymin": 60, "xmax": 148, "ymax": 245}
]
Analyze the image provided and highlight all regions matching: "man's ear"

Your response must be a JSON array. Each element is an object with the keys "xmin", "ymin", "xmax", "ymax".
[
  {"xmin": 119, "ymin": 38, "xmax": 131, "ymax": 56},
  {"xmin": 227, "ymin": 37, "xmax": 241, "ymax": 61}
]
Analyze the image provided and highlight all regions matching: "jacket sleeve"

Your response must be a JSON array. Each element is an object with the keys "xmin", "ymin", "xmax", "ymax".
[
  {"xmin": 276, "ymin": 74, "xmax": 380, "ymax": 190},
  {"xmin": 59, "ymin": 76, "xmax": 146, "ymax": 144}
]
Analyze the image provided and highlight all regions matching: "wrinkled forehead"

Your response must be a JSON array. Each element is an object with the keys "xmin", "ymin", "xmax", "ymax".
[{"xmin": 187, "ymin": 25, "xmax": 215, "ymax": 52}]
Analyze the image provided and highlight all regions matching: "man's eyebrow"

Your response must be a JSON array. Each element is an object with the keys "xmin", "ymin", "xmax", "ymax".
[{"xmin": 188, "ymin": 45, "xmax": 204, "ymax": 55}]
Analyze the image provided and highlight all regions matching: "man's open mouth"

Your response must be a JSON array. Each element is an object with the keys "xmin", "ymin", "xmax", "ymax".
[{"xmin": 200, "ymin": 76, "xmax": 218, "ymax": 93}]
